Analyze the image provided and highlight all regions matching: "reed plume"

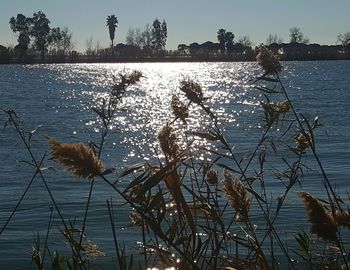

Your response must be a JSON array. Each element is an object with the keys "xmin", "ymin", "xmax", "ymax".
[
  {"xmin": 179, "ymin": 79, "xmax": 204, "ymax": 105},
  {"xmin": 48, "ymin": 138, "xmax": 104, "ymax": 179},
  {"xmin": 157, "ymin": 123, "xmax": 181, "ymax": 161},
  {"xmin": 84, "ymin": 240, "xmax": 105, "ymax": 258},
  {"xmin": 275, "ymin": 100, "xmax": 290, "ymax": 113},
  {"xmin": 123, "ymin": 70, "xmax": 143, "ymax": 85},
  {"xmin": 111, "ymin": 70, "xmax": 143, "ymax": 101},
  {"xmin": 129, "ymin": 211, "xmax": 143, "ymax": 226},
  {"xmin": 294, "ymin": 132, "xmax": 312, "ymax": 152},
  {"xmin": 256, "ymin": 44, "xmax": 283, "ymax": 75},
  {"xmin": 261, "ymin": 100, "xmax": 290, "ymax": 125},
  {"xmin": 223, "ymin": 170, "xmax": 251, "ymax": 222},
  {"xmin": 171, "ymin": 94, "xmax": 189, "ymax": 124},
  {"xmin": 298, "ymin": 191, "xmax": 338, "ymax": 241}
]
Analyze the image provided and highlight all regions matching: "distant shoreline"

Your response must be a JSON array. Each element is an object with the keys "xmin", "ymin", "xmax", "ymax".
[{"xmin": 1, "ymin": 56, "xmax": 349, "ymax": 65}]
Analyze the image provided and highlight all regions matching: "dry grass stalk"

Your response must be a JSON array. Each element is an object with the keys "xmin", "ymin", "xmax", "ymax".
[
  {"xmin": 223, "ymin": 170, "xmax": 251, "ymax": 222},
  {"xmin": 298, "ymin": 191, "xmax": 338, "ymax": 241},
  {"xmin": 256, "ymin": 45, "xmax": 283, "ymax": 75},
  {"xmin": 157, "ymin": 123, "xmax": 181, "ymax": 161},
  {"xmin": 171, "ymin": 94, "xmax": 189, "ymax": 124},
  {"xmin": 179, "ymin": 79, "xmax": 204, "ymax": 104},
  {"xmin": 48, "ymin": 138, "xmax": 104, "ymax": 179}
]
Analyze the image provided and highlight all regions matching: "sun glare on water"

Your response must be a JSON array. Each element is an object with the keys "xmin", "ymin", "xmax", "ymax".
[{"xmin": 48, "ymin": 62, "xmax": 260, "ymax": 162}]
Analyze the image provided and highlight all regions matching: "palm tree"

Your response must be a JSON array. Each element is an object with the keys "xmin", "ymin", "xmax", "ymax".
[{"xmin": 106, "ymin": 15, "xmax": 118, "ymax": 54}]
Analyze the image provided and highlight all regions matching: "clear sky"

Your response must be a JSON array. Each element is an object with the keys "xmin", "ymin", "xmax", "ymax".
[{"xmin": 1, "ymin": 0, "xmax": 349, "ymax": 51}]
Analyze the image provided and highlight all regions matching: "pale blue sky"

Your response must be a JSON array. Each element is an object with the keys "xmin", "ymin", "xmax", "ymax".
[{"xmin": 1, "ymin": 0, "xmax": 349, "ymax": 51}]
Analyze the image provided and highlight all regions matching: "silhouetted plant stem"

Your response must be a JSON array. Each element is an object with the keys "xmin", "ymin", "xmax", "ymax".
[
  {"xmin": 241, "ymin": 122, "xmax": 273, "ymax": 177},
  {"xmin": 212, "ymin": 121, "xmax": 294, "ymax": 267},
  {"xmin": 276, "ymin": 75, "xmax": 349, "ymax": 269},
  {"xmin": 277, "ymin": 76, "xmax": 338, "ymax": 206},
  {"xmin": 5, "ymin": 112, "xmax": 69, "ymax": 233},
  {"xmin": 141, "ymin": 216, "xmax": 148, "ymax": 269},
  {"xmin": 42, "ymin": 205, "xmax": 54, "ymax": 266},
  {"xmin": 77, "ymin": 179, "xmax": 95, "ymax": 260},
  {"xmin": 106, "ymin": 199, "xmax": 122, "ymax": 265},
  {"xmin": 0, "ymin": 154, "xmax": 44, "ymax": 235},
  {"xmin": 4, "ymin": 112, "xmax": 89, "ymax": 266},
  {"xmin": 99, "ymin": 174, "xmax": 200, "ymax": 270}
]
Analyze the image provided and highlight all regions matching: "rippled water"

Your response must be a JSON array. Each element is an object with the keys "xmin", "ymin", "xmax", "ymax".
[{"xmin": 0, "ymin": 61, "xmax": 350, "ymax": 268}]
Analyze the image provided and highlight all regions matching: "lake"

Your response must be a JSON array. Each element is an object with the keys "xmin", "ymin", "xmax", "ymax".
[{"xmin": 0, "ymin": 61, "xmax": 350, "ymax": 269}]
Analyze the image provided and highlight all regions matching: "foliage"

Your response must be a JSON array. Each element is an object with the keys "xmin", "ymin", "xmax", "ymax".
[
  {"xmin": 9, "ymin": 14, "xmax": 31, "ymax": 55},
  {"xmin": 106, "ymin": 14, "xmax": 118, "ymax": 52},
  {"xmin": 151, "ymin": 19, "xmax": 167, "ymax": 51},
  {"xmin": 289, "ymin": 26, "xmax": 309, "ymax": 44},
  {"xmin": 9, "ymin": 11, "xmax": 73, "ymax": 60},
  {"xmin": 337, "ymin": 32, "xmax": 350, "ymax": 48},
  {"xmin": 30, "ymin": 11, "xmax": 51, "ymax": 59}
]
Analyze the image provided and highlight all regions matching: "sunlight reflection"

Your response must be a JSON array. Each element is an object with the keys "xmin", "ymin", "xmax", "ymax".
[{"xmin": 47, "ymin": 62, "xmax": 262, "ymax": 161}]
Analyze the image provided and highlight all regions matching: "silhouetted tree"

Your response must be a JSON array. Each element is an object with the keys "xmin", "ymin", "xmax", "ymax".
[
  {"xmin": 10, "ymin": 11, "xmax": 72, "ymax": 61},
  {"xmin": 237, "ymin": 35, "xmax": 252, "ymax": 47},
  {"xmin": 9, "ymin": 14, "xmax": 31, "ymax": 56},
  {"xmin": 177, "ymin": 44, "xmax": 188, "ymax": 55},
  {"xmin": 106, "ymin": 15, "xmax": 118, "ymax": 54},
  {"xmin": 48, "ymin": 27, "xmax": 62, "ymax": 52},
  {"xmin": 337, "ymin": 32, "xmax": 350, "ymax": 47},
  {"xmin": 266, "ymin": 34, "xmax": 283, "ymax": 45},
  {"xmin": 134, "ymin": 28, "xmax": 143, "ymax": 47},
  {"xmin": 200, "ymin": 41, "xmax": 218, "ymax": 57},
  {"xmin": 30, "ymin": 11, "xmax": 51, "ymax": 60},
  {"xmin": 151, "ymin": 19, "xmax": 167, "ymax": 52},
  {"xmin": 85, "ymin": 37, "xmax": 95, "ymax": 56},
  {"xmin": 225, "ymin": 31, "xmax": 235, "ymax": 51},
  {"xmin": 217, "ymin": 29, "xmax": 226, "ymax": 52},
  {"xmin": 289, "ymin": 27, "xmax": 309, "ymax": 44},
  {"xmin": 126, "ymin": 28, "xmax": 135, "ymax": 45},
  {"xmin": 60, "ymin": 27, "xmax": 74, "ymax": 55},
  {"xmin": 140, "ymin": 24, "xmax": 152, "ymax": 52},
  {"xmin": 189, "ymin": 42, "xmax": 200, "ymax": 56},
  {"xmin": 0, "ymin": 45, "xmax": 11, "ymax": 63}
]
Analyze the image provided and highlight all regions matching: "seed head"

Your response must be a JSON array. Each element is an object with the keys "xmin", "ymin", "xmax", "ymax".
[
  {"xmin": 294, "ymin": 132, "xmax": 312, "ymax": 152},
  {"xmin": 171, "ymin": 94, "xmax": 189, "ymax": 124},
  {"xmin": 180, "ymin": 79, "xmax": 204, "ymax": 105},
  {"xmin": 48, "ymin": 138, "xmax": 104, "ymax": 179},
  {"xmin": 298, "ymin": 191, "xmax": 338, "ymax": 241},
  {"xmin": 223, "ymin": 170, "xmax": 251, "ymax": 222},
  {"xmin": 84, "ymin": 240, "xmax": 105, "ymax": 258},
  {"xmin": 123, "ymin": 70, "xmax": 143, "ymax": 85},
  {"xmin": 157, "ymin": 123, "xmax": 181, "ymax": 161},
  {"xmin": 129, "ymin": 211, "xmax": 143, "ymax": 226},
  {"xmin": 256, "ymin": 45, "xmax": 283, "ymax": 75}
]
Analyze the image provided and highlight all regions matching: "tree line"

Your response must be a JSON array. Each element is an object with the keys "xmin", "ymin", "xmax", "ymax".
[{"xmin": 0, "ymin": 11, "xmax": 349, "ymax": 63}]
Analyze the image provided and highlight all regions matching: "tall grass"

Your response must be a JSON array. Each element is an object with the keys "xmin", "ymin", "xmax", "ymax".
[{"xmin": 1, "ymin": 45, "xmax": 349, "ymax": 269}]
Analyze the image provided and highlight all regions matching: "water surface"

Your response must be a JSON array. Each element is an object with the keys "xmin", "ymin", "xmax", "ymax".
[{"xmin": 0, "ymin": 61, "xmax": 349, "ymax": 268}]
